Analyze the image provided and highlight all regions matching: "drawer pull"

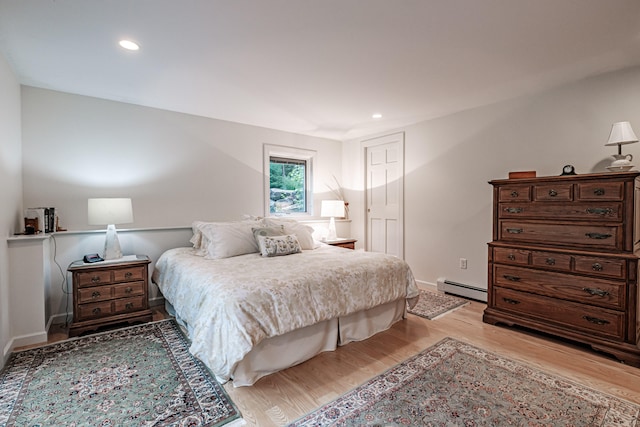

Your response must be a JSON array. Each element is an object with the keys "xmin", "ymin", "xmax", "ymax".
[
  {"xmin": 585, "ymin": 233, "xmax": 612, "ymax": 240},
  {"xmin": 545, "ymin": 258, "xmax": 556, "ymax": 265},
  {"xmin": 91, "ymin": 291, "xmax": 101, "ymax": 298},
  {"xmin": 92, "ymin": 308, "xmax": 101, "ymax": 315},
  {"xmin": 91, "ymin": 276, "xmax": 101, "ymax": 283},
  {"xmin": 504, "ymin": 207, "xmax": 523, "ymax": 214},
  {"xmin": 593, "ymin": 188, "xmax": 606, "ymax": 196},
  {"xmin": 125, "ymin": 302, "xmax": 134, "ymax": 310},
  {"xmin": 125, "ymin": 272, "xmax": 133, "ymax": 279},
  {"xmin": 125, "ymin": 287, "xmax": 133, "ymax": 294},
  {"xmin": 503, "ymin": 298, "xmax": 521, "ymax": 305},
  {"xmin": 507, "ymin": 254, "xmax": 516, "ymax": 261},
  {"xmin": 548, "ymin": 189, "xmax": 558, "ymax": 197},
  {"xmin": 591, "ymin": 263, "xmax": 603, "ymax": 271},
  {"xmin": 582, "ymin": 287, "xmax": 610, "ymax": 297},
  {"xmin": 586, "ymin": 207, "xmax": 613, "ymax": 216},
  {"xmin": 582, "ymin": 315, "xmax": 610, "ymax": 326},
  {"xmin": 510, "ymin": 191, "xmax": 519, "ymax": 198},
  {"xmin": 506, "ymin": 228, "xmax": 524, "ymax": 234},
  {"xmin": 503, "ymin": 275, "xmax": 521, "ymax": 282}
]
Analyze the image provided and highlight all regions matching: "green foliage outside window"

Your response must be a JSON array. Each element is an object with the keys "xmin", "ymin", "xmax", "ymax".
[{"xmin": 269, "ymin": 158, "xmax": 306, "ymax": 213}]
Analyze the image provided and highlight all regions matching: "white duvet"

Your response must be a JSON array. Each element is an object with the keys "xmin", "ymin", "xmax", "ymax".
[{"xmin": 152, "ymin": 245, "xmax": 419, "ymax": 381}]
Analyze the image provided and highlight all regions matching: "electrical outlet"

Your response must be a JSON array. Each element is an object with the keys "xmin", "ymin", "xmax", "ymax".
[{"xmin": 460, "ymin": 258, "xmax": 467, "ymax": 269}]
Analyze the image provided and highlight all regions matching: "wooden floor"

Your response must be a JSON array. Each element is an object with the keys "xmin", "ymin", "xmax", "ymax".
[{"xmin": 24, "ymin": 299, "xmax": 640, "ymax": 426}]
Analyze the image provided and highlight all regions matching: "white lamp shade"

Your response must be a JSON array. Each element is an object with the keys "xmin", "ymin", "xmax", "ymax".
[
  {"xmin": 606, "ymin": 121, "xmax": 639, "ymax": 146},
  {"xmin": 321, "ymin": 200, "xmax": 345, "ymax": 218},
  {"xmin": 88, "ymin": 198, "xmax": 134, "ymax": 225}
]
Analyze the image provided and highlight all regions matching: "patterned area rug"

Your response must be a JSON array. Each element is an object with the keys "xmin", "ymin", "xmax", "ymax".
[
  {"xmin": 0, "ymin": 319, "xmax": 243, "ymax": 427},
  {"xmin": 408, "ymin": 289, "xmax": 469, "ymax": 319},
  {"xmin": 289, "ymin": 337, "xmax": 640, "ymax": 426}
]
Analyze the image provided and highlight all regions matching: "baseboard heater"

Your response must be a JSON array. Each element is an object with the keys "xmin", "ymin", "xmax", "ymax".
[{"xmin": 437, "ymin": 278, "xmax": 487, "ymax": 303}]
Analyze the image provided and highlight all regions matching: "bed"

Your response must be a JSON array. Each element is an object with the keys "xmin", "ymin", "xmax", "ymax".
[{"xmin": 152, "ymin": 218, "xmax": 419, "ymax": 386}]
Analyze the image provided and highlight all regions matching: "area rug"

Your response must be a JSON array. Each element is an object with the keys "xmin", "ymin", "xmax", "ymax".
[
  {"xmin": 288, "ymin": 337, "xmax": 640, "ymax": 426},
  {"xmin": 408, "ymin": 289, "xmax": 469, "ymax": 319},
  {"xmin": 0, "ymin": 319, "xmax": 243, "ymax": 427}
]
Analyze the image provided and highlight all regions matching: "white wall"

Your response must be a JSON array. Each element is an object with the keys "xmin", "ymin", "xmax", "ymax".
[
  {"xmin": 346, "ymin": 66, "xmax": 640, "ymax": 290},
  {"xmin": 0, "ymin": 53, "xmax": 23, "ymax": 368},
  {"xmin": 20, "ymin": 87, "xmax": 344, "ymax": 326}
]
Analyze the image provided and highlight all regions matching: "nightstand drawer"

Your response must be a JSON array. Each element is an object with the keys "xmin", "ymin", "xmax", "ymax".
[
  {"xmin": 114, "ymin": 296, "xmax": 146, "ymax": 313},
  {"xmin": 77, "ymin": 270, "xmax": 112, "ymax": 287},
  {"xmin": 113, "ymin": 281, "xmax": 145, "ymax": 298},
  {"xmin": 77, "ymin": 301, "xmax": 114, "ymax": 320},
  {"xmin": 114, "ymin": 266, "xmax": 145, "ymax": 282},
  {"xmin": 77, "ymin": 281, "xmax": 145, "ymax": 304}
]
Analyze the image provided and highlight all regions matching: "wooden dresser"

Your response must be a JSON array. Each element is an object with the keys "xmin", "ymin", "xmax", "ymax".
[
  {"xmin": 68, "ymin": 255, "xmax": 152, "ymax": 337},
  {"xmin": 484, "ymin": 172, "xmax": 640, "ymax": 366}
]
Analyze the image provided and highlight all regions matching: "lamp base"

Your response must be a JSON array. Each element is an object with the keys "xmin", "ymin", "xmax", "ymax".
[
  {"xmin": 327, "ymin": 216, "xmax": 338, "ymax": 241},
  {"xmin": 103, "ymin": 224, "xmax": 123, "ymax": 260}
]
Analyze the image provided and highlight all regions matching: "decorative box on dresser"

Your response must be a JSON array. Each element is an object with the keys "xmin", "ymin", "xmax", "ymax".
[
  {"xmin": 483, "ymin": 172, "xmax": 640, "ymax": 366},
  {"xmin": 68, "ymin": 255, "xmax": 153, "ymax": 337}
]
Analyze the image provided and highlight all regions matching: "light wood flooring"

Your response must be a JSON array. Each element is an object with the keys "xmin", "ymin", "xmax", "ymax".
[{"xmin": 22, "ymin": 299, "xmax": 640, "ymax": 426}]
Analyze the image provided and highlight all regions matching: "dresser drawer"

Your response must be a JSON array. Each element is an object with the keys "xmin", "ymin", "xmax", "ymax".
[
  {"xmin": 494, "ymin": 265, "xmax": 625, "ymax": 310},
  {"xmin": 498, "ymin": 202, "xmax": 622, "ymax": 221},
  {"xmin": 574, "ymin": 256, "xmax": 626, "ymax": 279},
  {"xmin": 534, "ymin": 183, "xmax": 572, "ymax": 201},
  {"xmin": 77, "ymin": 270, "xmax": 112, "ymax": 287},
  {"xmin": 494, "ymin": 287, "xmax": 624, "ymax": 340},
  {"xmin": 577, "ymin": 182, "xmax": 624, "ymax": 201},
  {"xmin": 76, "ymin": 301, "xmax": 114, "ymax": 320},
  {"xmin": 498, "ymin": 185, "xmax": 531, "ymax": 202},
  {"xmin": 113, "ymin": 266, "xmax": 145, "ymax": 282},
  {"xmin": 499, "ymin": 221, "xmax": 621, "ymax": 250},
  {"xmin": 493, "ymin": 247, "xmax": 530, "ymax": 265},
  {"xmin": 530, "ymin": 251, "xmax": 572, "ymax": 271}
]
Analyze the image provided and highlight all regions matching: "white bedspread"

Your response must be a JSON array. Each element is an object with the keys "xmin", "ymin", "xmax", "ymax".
[{"xmin": 152, "ymin": 245, "xmax": 419, "ymax": 381}]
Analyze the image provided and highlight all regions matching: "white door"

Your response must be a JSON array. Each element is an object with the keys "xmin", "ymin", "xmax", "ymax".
[{"xmin": 364, "ymin": 132, "xmax": 404, "ymax": 258}]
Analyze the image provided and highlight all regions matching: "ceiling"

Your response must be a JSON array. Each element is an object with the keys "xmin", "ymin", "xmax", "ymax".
[{"xmin": 1, "ymin": 1, "xmax": 640, "ymax": 141}]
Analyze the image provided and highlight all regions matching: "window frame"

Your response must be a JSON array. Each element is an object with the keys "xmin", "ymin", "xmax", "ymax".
[{"xmin": 263, "ymin": 144, "xmax": 316, "ymax": 217}]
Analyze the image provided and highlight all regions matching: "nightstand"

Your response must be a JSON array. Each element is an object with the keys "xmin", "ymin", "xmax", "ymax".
[
  {"xmin": 326, "ymin": 238, "xmax": 357, "ymax": 250},
  {"xmin": 68, "ymin": 255, "xmax": 152, "ymax": 337}
]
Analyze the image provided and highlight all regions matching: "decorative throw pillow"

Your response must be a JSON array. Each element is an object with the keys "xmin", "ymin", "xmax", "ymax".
[
  {"xmin": 195, "ymin": 220, "xmax": 263, "ymax": 259},
  {"xmin": 263, "ymin": 218, "xmax": 318, "ymax": 250},
  {"xmin": 256, "ymin": 234, "xmax": 302, "ymax": 257}
]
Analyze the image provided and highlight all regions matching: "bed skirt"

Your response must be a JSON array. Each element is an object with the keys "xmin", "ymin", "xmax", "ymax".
[{"xmin": 166, "ymin": 299, "xmax": 407, "ymax": 386}]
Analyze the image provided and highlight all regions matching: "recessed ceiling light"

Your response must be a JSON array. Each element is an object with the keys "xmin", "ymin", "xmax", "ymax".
[
  {"xmin": 119, "ymin": 40, "xmax": 140, "ymax": 51},
  {"xmin": 372, "ymin": 113, "xmax": 382, "ymax": 119}
]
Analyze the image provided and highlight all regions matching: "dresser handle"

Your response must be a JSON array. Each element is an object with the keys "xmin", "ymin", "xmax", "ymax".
[
  {"xmin": 125, "ymin": 302, "xmax": 134, "ymax": 310},
  {"xmin": 582, "ymin": 315, "xmax": 609, "ymax": 325},
  {"xmin": 545, "ymin": 258, "xmax": 555, "ymax": 265},
  {"xmin": 91, "ymin": 291, "xmax": 101, "ymax": 298},
  {"xmin": 125, "ymin": 272, "xmax": 133, "ymax": 279},
  {"xmin": 504, "ymin": 207, "xmax": 523, "ymax": 214},
  {"xmin": 582, "ymin": 287, "xmax": 610, "ymax": 297},
  {"xmin": 125, "ymin": 287, "xmax": 133, "ymax": 294},
  {"xmin": 548, "ymin": 189, "xmax": 558, "ymax": 197},
  {"xmin": 510, "ymin": 191, "xmax": 519, "ymax": 197},
  {"xmin": 507, "ymin": 254, "xmax": 516, "ymax": 261},
  {"xmin": 503, "ymin": 298, "xmax": 520, "ymax": 305},
  {"xmin": 503, "ymin": 275, "xmax": 521, "ymax": 282},
  {"xmin": 91, "ymin": 276, "xmax": 101, "ymax": 283},
  {"xmin": 506, "ymin": 228, "xmax": 524, "ymax": 234},
  {"xmin": 591, "ymin": 263, "xmax": 603, "ymax": 271},
  {"xmin": 586, "ymin": 207, "xmax": 613, "ymax": 216},
  {"xmin": 585, "ymin": 233, "xmax": 612, "ymax": 240},
  {"xmin": 593, "ymin": 188, "xmax": 605, "ymax": 196},
  {"xmin": 92, "ymin": 308, "xmax": 101, "ymax": 315}
]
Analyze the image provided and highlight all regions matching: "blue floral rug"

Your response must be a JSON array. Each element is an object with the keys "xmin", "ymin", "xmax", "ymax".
[
  {"xmin": 0, "ymin": 319, "xmax": 243, "ymax": 427},
  {"xmin": 289, "ymin": 337, "xmax": 640, "ymax": 426}
]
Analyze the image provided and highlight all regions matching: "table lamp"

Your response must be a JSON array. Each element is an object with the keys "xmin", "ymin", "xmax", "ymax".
[
  {"xmin": 605, "ymin": 121, "xmax": 638, "ymax": 171},
  {"xmin": 321, "ymin": 200, "xmax": 345, "ymax": 241},
  {"xmin": 88, "ymin": 198, "xmax": 133, "ymax": 259}
]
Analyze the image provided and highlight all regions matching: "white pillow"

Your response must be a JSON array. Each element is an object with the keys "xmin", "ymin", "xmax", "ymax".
[
  {"xmin": 256, "ymin": 234, "xmax": 302, "ymax": 257},
  {"xmin": 194, "ymin": 220, "xmax": 263, "ymax": 259},
  {"xmin": 263, "ymin": 218, "xmax": 318, "ymax": 250}
]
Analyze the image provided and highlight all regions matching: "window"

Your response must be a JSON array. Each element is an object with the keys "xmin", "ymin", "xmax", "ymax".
[{"xmin": 264, "ymin": 145, "xmax": 315, "ymax": 216}]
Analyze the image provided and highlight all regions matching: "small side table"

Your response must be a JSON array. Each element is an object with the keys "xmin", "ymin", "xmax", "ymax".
[
  {"xmin": 326, "ymin": 238, "xmax": 357, "ymax": 250},
  {"xmin": 68, "ymin": 255, "xmax": 152, "ymax": 337}
]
